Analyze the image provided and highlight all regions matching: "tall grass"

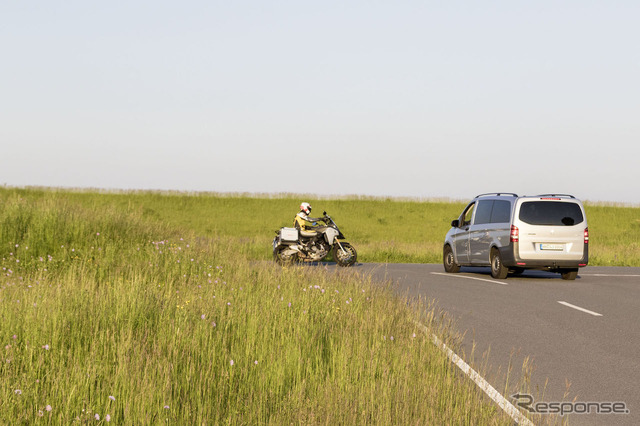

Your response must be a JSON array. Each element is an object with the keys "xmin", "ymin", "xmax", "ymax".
[{"xmin": 0, "ymin": 189, "xmax": 513, "ymax": 424}]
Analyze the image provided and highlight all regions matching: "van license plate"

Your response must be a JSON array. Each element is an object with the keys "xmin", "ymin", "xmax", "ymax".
[{"xmin": 540, "ymin": 243, "xmax": 564, "ymax": 251}]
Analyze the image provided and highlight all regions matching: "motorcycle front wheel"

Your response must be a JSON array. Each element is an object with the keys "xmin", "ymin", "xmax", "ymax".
[
  {"xmin": 332, "ymin": 242, "xmax": 357, "ymax": 267},
  {"xmin": 274, "ymin": 246, "xmax": 297, "ymax": 266}
]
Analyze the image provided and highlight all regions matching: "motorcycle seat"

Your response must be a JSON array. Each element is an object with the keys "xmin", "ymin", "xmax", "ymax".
[{"xmin": 300, "ymin": 230, "xmax": 317, "ymax": 238}]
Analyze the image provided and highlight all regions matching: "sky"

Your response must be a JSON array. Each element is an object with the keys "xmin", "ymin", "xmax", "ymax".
[{"xmin": 1, "ymin": 1, "xmax": 639, "ymax": 203}]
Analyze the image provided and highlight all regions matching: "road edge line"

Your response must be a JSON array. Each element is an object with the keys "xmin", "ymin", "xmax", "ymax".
[
  {"xmin": 430, "ymin": 272, "xmax": 509, "ymax": 285},
  {"xmin": 414, "ymin": 321, "xmax": 534, "ymax": 425}
]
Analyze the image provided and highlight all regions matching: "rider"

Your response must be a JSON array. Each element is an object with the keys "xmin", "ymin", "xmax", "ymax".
[{"xmin": 294, "ymin": 202, "xmax": 327, "ymax": 238}]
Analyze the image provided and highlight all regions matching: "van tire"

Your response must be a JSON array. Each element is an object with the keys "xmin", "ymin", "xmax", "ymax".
[
  {"xmin": 490, "ymin": 249, "xmax": 508, "ymax": 279},
  {"xmin": 561, "ymin": 269, "xmax": 579, "ymax": 280},
  {"xmin": 443, "ymin": 244, "xmax": 460, "ymax": 273}
]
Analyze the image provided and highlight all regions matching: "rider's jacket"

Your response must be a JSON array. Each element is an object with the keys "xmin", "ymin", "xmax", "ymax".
[{"xmin": 293, "ymin": 212, "xmax": 324, "ymax": 232}]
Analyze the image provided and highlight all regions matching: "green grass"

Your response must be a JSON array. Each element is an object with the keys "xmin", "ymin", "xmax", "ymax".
[
  {"xmin": 13, "ymin": 188, "xmax": 637, "ymax": 266},
  {"xmin": 2, "ymin": 186, "xmax": 636, "ymax": 423},
  {"xmin": 0, "ymin": 188, "xmax": 514, "ymax": 424}
]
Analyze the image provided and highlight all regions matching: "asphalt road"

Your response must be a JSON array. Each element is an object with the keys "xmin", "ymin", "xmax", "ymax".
[{"xmin": 350, "ymin": 263, "xmax": 640, "ymax": 426}]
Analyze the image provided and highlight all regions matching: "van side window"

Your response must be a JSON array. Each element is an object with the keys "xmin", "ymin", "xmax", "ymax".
[
  {"xmin": 490, "ymin": 200, "xmax": 511, "ymax": 223},
  {"xmin": 461, "ymin": 202, "xmax": 475, "ymax": 226},
  {"xmin": 474, "ymin": 200, "xmax": 493, "ymax": 225}
]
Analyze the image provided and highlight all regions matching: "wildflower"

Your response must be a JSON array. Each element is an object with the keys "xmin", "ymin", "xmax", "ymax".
[
  {"xmin": 288, "ymin": 302, "xmax": 292, "ymax": 307},
  {"xmin": 46, "ymin": 405, "xmax": 52, "ymax": 412},
  {"xmin": 14, "ymin": 389, "xmax": 21, "ymax": 395},
  {"xmin": 230, "ymin": 360, "xmax": 234, "ymax": 366},
  {"xmin": 38, "ymin": 410, "xmax": 44, "ymax": 417},
  {"xmin": 211, "ymin": 322, "xmax": 216, "ymax": 327},
  {"xmin": 109, "ymin": 395, "xmax": 115, "ymax": 401},
  {"xmin": 12, "ymin": 335, "xmax": 17, "ymax": 340},
  {"xmin": 412, "ymin": 333, "xmax": 417, "ymax": 338},
  {"xmin": 254, "ymin": 360, "xmax": 258, "ymax": 365},
  {"xmin": 227, "ymin": 302, "xmax": 231, "ymax": 306},
  {"xmin": 96, "ymin": 232, "xmax": 100, "ymax": 236},
  {"xmin": 106, "ymin": 414, "xmax": 111, "ymax": 422},
  {"xmin": 164, "ymin": 405, "xmax": 170, "ymax": 409},
  {"xmin": 42, "ymin": 344, "xmax": 50, "ymax": 350},
  {"xmin": 390, "ymin": 336, "xmax": 394, "ymax": 341},
  {"xmin": 200, "ymin": 314, "xmax": 206, "ymax": 320},
  {"xmin": 95, "ymin": 414, "xmax": 100, "ymax": 420}
]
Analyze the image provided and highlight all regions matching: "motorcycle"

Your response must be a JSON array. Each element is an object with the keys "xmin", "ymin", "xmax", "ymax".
[{"xmin": 272, "ymin": 212, "xmax": 358, "ymax": 267}]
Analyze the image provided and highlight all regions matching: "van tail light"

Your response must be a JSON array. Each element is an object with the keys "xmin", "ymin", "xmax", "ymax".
[
  {"xmin": 584, "ymin": 227, "xmax": 589, "ymax": 244},
  {"xmin": 510, "ymin": 225, "xmax": 519, "ymax": 243}
]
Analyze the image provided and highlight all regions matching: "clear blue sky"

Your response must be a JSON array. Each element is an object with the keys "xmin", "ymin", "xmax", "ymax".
[{"xmin": 1, "ymin": 1, "xmax": 638, "ymax": 203}]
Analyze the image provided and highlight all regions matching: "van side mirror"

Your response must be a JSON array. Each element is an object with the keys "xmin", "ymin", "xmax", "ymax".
[{"xmin": 451, "ymin": 219, "xmax": 459, "ymax": 228}]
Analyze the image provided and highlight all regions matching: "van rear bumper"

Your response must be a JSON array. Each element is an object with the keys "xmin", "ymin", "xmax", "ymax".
[{"xmin": 499, "ymin": 243, "xmax": 589, "ymax": 269}]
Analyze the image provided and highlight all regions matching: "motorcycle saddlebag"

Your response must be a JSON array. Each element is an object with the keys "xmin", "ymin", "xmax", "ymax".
[{"xmin": 280, "ymin": 227, "xmax": 299, "ymax": 242}]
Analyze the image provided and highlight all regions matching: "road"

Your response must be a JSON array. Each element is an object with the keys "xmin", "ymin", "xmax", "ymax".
[{"xmin": 351, "ymin": 263, "xmax": 640, "ymax": 425}]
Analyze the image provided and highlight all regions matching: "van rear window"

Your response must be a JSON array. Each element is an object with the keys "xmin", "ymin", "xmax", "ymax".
[{"xmin": 519, "ymin": 201, "xmax": 584, "ymax": 226}]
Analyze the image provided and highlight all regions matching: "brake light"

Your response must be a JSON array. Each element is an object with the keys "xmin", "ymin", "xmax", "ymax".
[
  {"xmin": 510, "ymin": 225, "xmax": 519, "ymax": 243},
  {"xmin": 584, "ymin": 227, "xmax": 589, "ymax": 244},
  {"xmin": 540, "ymin": 197, "xmax": 561, "ymax": 200}
]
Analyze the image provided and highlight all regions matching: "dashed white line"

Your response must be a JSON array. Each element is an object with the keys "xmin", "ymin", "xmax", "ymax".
[
  {"xmin": 558, "ymin": 301, "xmax": 603, "ymax": 317},
  {"xmin": 581, "ymin": 274, "xmax": 640, "ymax": 277},
  {"xmin": 430, "ymin": 272, "xmax": 509, "ymax": 285}
]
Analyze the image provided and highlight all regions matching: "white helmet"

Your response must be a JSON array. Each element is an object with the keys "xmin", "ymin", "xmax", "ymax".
[{"xmin": 300, "ymin": 202, "xmax": 312, "ymax": 215}]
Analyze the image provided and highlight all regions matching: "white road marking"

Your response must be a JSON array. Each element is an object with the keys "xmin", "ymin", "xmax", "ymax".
[
  {"xmin": 581, "ymin": 274, "xmax": 640, "ymax": 277},
  {"xmin": 414, "ymin": 321, "xmax": 534, "ymax": 425},
  {"xmin": 557, "ymin": 301, "xmax": 603, "ymax": 317},
  {"xmin": 430, "ymin": 272, "xmax": 509, "ymax": 285}
]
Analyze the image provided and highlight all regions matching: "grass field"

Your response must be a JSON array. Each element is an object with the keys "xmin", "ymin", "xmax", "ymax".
[
  {"xmin": 24, "ymin": 187, "xmax": 640, "ymax": 266},
  {"xmin": 1, "ymin": 187, "xmax": 637, "ymax": 423},
  {"xmin": 0, "ymin": 188, "xmax": 517, "ymax": 424}
]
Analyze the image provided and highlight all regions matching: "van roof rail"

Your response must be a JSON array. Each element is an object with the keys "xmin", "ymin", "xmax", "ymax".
[
  {"xmin": 536, "ymin": 193, "xmax": 576, "ymax": 199},
  {"xmin": 475, "ymin": 192, "xmax": 519, "ymax": 198}
]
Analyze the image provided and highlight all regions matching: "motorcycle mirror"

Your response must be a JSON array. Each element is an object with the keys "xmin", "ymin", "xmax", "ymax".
[{"xmin": 323, "ymin": 211, "xmax": 327, "ymax": 215}]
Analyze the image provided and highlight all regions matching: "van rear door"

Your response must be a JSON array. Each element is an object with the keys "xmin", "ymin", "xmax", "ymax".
[{"xmin": 514, "ymin": 199, "xmax": 587, "ymax": 261}]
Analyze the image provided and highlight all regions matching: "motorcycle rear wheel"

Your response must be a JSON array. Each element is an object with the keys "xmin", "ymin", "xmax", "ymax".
[
  {"xmin": 333, "ymin": 242, "xmax": 357, "ymax": 267},
  {"xmin": 274, "ymin": 246, "xmax": 297, "ymax": 266}
]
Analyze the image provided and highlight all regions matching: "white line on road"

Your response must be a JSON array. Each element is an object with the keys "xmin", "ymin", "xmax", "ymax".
[
  {"xmin": 557, "ymin": 301, "xmax": 603, "ymax": 317},
  {"xmin": 414, "ymin": 321, "xmax": 534, "ymax": 425},
  {"xmin": 430, "ymin": 272, "xmax": 509, "ymax": 285},
  {"xmin": 581, "ymin": 274, "xmax": 640, "ymax": 277}
]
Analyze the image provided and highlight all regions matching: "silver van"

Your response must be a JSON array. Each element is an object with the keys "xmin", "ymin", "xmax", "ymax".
[{"xmin": 443, "ymin": 193, "xmax": 589, "ymax": 280}]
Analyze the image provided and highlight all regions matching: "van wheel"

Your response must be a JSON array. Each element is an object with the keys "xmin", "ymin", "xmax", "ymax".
[
  {"xmin": 443, "ymin": 244, "xmax": 460, "ymax": 273},
  {"xmin": 490, "ymin": 249, "xmax": 508, "ymax": 279},
  {"xmin": 561, "ymin": 269, "xmax": 578, "ymax": 280}
]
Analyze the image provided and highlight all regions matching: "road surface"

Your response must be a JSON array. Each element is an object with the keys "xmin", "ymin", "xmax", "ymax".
[{"xmin": 350, "ymin": 263, "xmax": 640, "ymax": 425}]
